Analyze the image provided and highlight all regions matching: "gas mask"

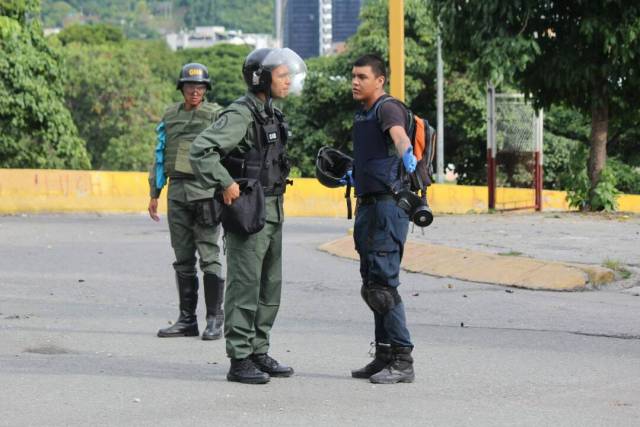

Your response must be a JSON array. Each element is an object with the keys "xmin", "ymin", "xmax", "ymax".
[{"xmin": 396, "ymin": 189, "xmax": 433, "ymax": 228}]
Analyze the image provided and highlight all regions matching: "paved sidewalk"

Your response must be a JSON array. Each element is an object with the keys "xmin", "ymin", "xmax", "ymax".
[
  {"xmin": 320, "ymin": 237, "xmax": 615, "ymax": 290},
  {"xmin": 320, "ymin": 212, "xmax": 639, "ymax": 291}
]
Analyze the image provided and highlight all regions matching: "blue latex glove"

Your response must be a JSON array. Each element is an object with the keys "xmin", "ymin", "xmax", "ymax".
[
  {"xmin": 339, "ymin": 169, "xmax": 355, "ymax": 187},
  {"xmin": 402, "ymin": 146, "xmax": 417, "ymax": 173}
]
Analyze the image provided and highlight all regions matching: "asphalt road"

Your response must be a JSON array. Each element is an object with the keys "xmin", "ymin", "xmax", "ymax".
[{"xmin": 0, "ymin": 213, "xmax": 638, "ymax": 426}]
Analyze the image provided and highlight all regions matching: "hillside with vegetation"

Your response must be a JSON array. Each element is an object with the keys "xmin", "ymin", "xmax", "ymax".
[{"xmin": 40, "ymin": 0, "xmax": 274, "ymax": 37}]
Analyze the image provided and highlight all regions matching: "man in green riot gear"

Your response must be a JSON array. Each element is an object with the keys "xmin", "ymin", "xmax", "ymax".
[
  {"xmin": 148, "ymin": 63, "xmax": 225, "ymax": 341},
  {"xmin": 190, "ymin": 48, "xmax": 307, "ymax": 384}
]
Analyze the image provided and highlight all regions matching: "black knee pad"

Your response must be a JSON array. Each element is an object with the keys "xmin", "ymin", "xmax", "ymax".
[{"xmin": 360, "ymin": 282, "xmax": 401, "ymax": 315}]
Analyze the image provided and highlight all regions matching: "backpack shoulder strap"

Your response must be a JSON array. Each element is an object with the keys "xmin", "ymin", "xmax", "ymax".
[
  {"xmin": 372, "ymin": 95, "xmax": 396, "ymax": 122},
  {"xmin": 374, "ymin": 95, "xmax": 415, "ymax": 138}
]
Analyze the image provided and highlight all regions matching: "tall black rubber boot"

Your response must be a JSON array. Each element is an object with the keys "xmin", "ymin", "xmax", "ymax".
[
  {"xmin": 157, "ymin": 272, "xmax": 199, "ymax": 337},
  {"xmin": 202, "ymin": 273, "xmax": 224, "ymax": 341},
  {"xmin": 369, "ymin": 346, "xmax": 415, "ymax": 384},
  {"xmin": 351, "ymin": 343, "xmax": 393, "ymax": 379}
]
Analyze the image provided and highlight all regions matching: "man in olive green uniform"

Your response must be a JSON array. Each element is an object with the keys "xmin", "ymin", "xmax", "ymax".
[
  {"xmin": 190, "ymin": 48, "xmax": 307, "ymax": 384},
  {"xmin": 149, "ymin": 63, "xmax": 225, "ymax": 341}
]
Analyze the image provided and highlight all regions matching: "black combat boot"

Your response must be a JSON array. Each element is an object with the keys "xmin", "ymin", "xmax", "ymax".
[
  {"xmin": 369, "ymin": 346, "xmax": 415, "ymax": 384},
  {"xmin": 250, "ymin": 353, "xmax": 294, "ymax": 377},
  {"xmin": 351, "ymin": 343, "xmax": 393, "ymax": 379},
  {"xmin": 202, "ymin": 273, "xmax": 224, "ymax": 341},
  {"xmin": 157, "ymin": 272, "xmax": 199, "ymax": 337},
  {"xmin": 227, "ymin": 358, "xmax": 270, "ymax": 384}
]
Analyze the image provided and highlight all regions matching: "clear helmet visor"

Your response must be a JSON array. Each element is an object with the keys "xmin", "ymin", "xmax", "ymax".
[{"xmin": 262, "ymin": 48, "xmax": 307, "ymax": 96}]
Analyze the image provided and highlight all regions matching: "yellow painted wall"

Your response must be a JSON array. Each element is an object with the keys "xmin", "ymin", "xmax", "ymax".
[
  {"xmin": 0, "ymin": 169, "xmax": 167, "ymax": 214},
  {"xmin": 1, "ymin": 169, "xmax": 639, "ymax": 215}
]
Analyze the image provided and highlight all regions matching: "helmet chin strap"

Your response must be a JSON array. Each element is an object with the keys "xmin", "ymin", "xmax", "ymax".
[{"xmin": 265, "ymin": 87, "xmax": 274, "ymax": 117}]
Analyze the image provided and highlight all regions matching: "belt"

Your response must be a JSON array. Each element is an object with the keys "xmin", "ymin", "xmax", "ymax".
[{"xmin": 357, "ymin": 194, "xmax": 396, "ymax": 205}]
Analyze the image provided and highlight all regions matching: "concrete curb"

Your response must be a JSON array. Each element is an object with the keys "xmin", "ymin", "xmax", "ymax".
[{"xmin": 318, "ymin": 236, "xmax": 615, "ymax": 291}]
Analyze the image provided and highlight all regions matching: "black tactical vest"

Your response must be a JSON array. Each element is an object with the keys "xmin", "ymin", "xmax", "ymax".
[
  {"xmin": 352, "ymin": 95, "xmax": 403, "ymax": 196},
  {"xmin": 222, "ymin": 98, "xmax": 291, "ymax": 196}
]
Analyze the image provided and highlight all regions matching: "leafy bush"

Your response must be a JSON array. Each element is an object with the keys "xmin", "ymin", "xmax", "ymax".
[
  {"xmin": 607, "ymin": 157, "xmax": 640, "ymax": 195},
  {"xmin": 543, "ymin": 134, "xmax": 583, "ymax": 190},
  {"xmin": 560, "ymin": 144, "xmax": 620, "ymax": 211},
  {"xmin": 591, "ymin": 167, "xmax": 620, "ymax": 211}
]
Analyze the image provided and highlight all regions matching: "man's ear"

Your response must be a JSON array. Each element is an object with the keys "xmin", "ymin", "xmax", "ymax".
[{"xmin": 376, "ymin": 75, "xmax": 385, "ymax": 89}]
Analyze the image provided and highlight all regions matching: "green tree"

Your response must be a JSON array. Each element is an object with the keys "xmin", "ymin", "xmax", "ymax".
[
  {"xmin": 281, "ymin": 0, "xmax": 442, "ymax": 176},
  {"xmin": 63, "ymin": 42, "xmax": 173, "ymax": 170},
  {"xmin": 433, "ymin": 1, "xmax": 640, "ymax": 209},
  {"xmin": 128, "ymin": 39, "xmax": 181, "ymax": 84},
  {"xmin": 57, "ymin": 22, "xmax": 124, "ymax": 45},
  {"xmin": 0, "ymin": 0, "xmax": 90, "ymax": 169},
  {"xmin": 283, "ymin": 0, "xmax": 490, "ymax": 183},
  {"xmin": 40, "ymin": 1, "xmax": 77, "ymax": 27},
  {"xmin": 181, "ymin": 0, "xmax": 274, "ymax": 34}
]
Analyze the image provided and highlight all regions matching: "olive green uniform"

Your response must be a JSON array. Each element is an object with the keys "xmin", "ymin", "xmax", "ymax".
[
  {"xmin": 190, "ymin": 92, "xmax": 285, "ymax": 359},
  {"xmin": 149, "ymin": 101, "xmax": 223, "ymax": 276}
]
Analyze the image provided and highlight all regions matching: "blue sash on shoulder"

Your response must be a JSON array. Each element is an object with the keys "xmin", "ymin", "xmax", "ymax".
[{"xmin": 155, "ymin": 122, "xmax": 167, "ymax": 190}]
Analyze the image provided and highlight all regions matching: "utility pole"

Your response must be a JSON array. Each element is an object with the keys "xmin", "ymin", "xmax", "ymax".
[
  {"xmin": 275, "ymin": 0, "xmax": 284, "ymax": 48},
  {"xmin": 388, "ymin": 0, "xmax": 404, "ymax": 102},
  {"xmin": 436, "ymin": 29, "xmax": 444, "ymax": 183}
]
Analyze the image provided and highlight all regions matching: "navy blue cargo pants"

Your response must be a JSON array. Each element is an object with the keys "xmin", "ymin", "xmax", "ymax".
[{"xmin": 353, "ymin": 198, "xmax": 413, "ymax": 348}]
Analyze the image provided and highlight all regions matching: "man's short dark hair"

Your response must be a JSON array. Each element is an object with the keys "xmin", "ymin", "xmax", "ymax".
[{"xmin": 353, "ymin": 54, "xmax": 387, "ymax": 79}]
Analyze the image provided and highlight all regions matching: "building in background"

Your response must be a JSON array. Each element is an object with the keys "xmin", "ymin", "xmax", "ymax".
[
  {"xmin": 165, "ymin": 26, "xmax": 275, "ymax": 51},
  {"xmin": 331, "ymin": 0, "xmax": 362, "ymax": 52},
  {"xmin": 319, "ymin": 0, "xmax": 333, "ymax": 56},
  {"xmin": 283, "ymin": 0, "xmax": 320, "ymax": 59},
  {"xmin": 282, "ymin": 0, "xmax": 362, "ymax": 59}
]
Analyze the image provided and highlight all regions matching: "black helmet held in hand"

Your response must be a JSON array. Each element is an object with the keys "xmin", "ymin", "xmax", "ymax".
[
  {"xmin": 177, "ymin": 63, "xmax": 211, "ymax": 90},
  {"xmin": 315, "ymin": 146, "xmax": 354, "ymax": 188}
]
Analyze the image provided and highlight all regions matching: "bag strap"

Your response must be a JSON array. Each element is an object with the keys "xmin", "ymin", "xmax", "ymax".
[
  {"xmin": 374, "ymin": 96, "xmax": 415, "ymax": 139},
  {"xmin": 345, "ymin": 183, "xmax": 352, "ymax": 220}
]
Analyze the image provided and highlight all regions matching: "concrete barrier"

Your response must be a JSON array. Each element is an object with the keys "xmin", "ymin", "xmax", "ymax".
[
  {"xmin": 0, "ymin": 169, "xmax": 167, "ymax": 214},
  {"xmin": 1, "ymin": 168, "xmax": 639, "ymax": 215}
]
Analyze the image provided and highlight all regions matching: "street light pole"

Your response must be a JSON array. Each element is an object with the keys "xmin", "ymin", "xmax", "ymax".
[
  {"xmin": 436, "ymin": 29, "xmax": 444, "ymax": 183},
  {"xmin": 275, "ymin": 0, "xmax": 284, "ymax": 48},
  {"xmin": 388, "ymin": 0, "xmax": 405, "ymax": 102}
]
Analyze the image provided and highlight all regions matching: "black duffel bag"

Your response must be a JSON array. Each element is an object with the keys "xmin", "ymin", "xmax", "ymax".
[{"xmin": 218, "ymin": 178, "xmax": 265, "ymax": 235}]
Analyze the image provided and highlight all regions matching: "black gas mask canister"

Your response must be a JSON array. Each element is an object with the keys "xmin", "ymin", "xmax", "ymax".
[{"xmin": 396, "ymin": 189, "xmax": 433, "ymax": 227}]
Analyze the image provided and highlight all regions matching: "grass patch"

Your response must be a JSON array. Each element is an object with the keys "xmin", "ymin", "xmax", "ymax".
[
  {"xmin": 498, "ymin": 250, "xmax": 524, "ymax": 257},
  {"xmin": 602, "ymin": 258, "xmax": 632, "ymax": 279}
]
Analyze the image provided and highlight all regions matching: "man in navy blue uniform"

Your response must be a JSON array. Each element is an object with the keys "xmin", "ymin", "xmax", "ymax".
[{"xmin": 347, "ymin": 54, "xmax": 417, "ymax": 384}]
